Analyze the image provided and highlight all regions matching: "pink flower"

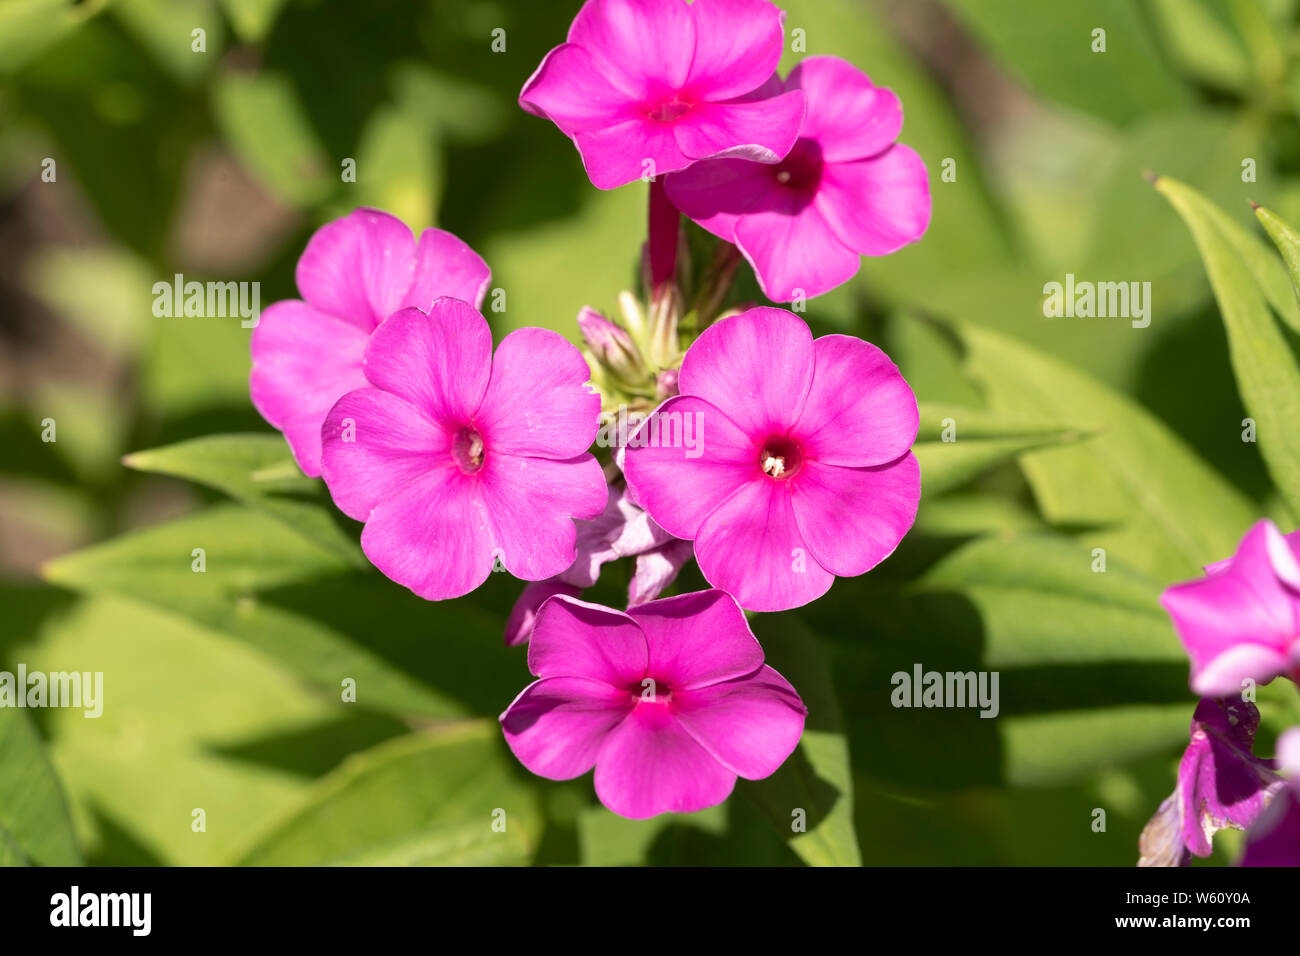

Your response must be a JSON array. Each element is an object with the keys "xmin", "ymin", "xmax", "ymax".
[
  {"xmin": 519, "ymin": 0, "xmax": 805, "ymax": 190},
  {"xmin": 1161, "ymin": 520, "xmax": 1300, "ymax": 696},
  {"xmin": 1138, "ymin": 698, "xmax": 1284, "ymax": 866},
  {"xmin": 623, "ymin": 306, "xmax": 919, "ymax": 611},
  {"xmin": 504, "ymin": 484, "xmax": 695, "ymax": 645},
  {"xmin": 319, "ymin": 299, "xmax": 607, "ymax": 601},
  {"xmin": 500, "ymin": 589, "xmax": 806, "ymax": 819},
  {"xmin": 250, "ymin": 208, "xmax": 490, "ymax": 476},
  {"xmin": 665, "ymin": 56, "xmax": 931, "ymax": 301},
  {"xmin": 1242, "ymin": 726, "xmax": 1300, "ymax": 867}
]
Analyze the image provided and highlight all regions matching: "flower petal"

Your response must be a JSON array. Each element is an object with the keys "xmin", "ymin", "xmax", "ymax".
[
  {"xmin": 685, "ymin": 0, "xmax": 786, "ymax": 99},
  {"xmin": 594, "ymin": 704, "xmax": 736, "ymax": 818},
  {"xmin": 677, "ymin": 306, "xmax": 814, "ymax": 436},
  {"xmin": 815, "ymin": 146, "xmax": 931, "ymax": 256},
  {"xmin": 575, "ymin": 116, "xmax": 692, "ymax": 189},
  {"xmin": 629, "ymin": 539, "xmax": 694, "ymax": 606},
  {"xmin": 476, "ymin": 327, "xmax": 601, "ymax": 459},
  {"xmin": 662, "ymin": 156, "xmax": 776, "ymax": 240},
  {"xmin": 568, "ymin": 0, "xmax": 695, "ymax": 97},
  {"xmin": 505, "ymin": 581, "xmax": 583, "ymax": 647},
  {"xmin": 788, "ymin": 56, "xmax": 903, "ymax": 162},
  {"xmin": 405, "ymin": 228, "xmax": 492, "ymax": 311},
  {"xmin": 518, "ymin": 42, "xmax": 637, "ymax": 134},
  {"xmin": 359, "ymin": 468, "xmax": 495, "ymax": 601},
  {"xmin": 791, "ymin": 454, "xmax": 919, "ymax": 577},
  {"xmin": 673, "ymin": 91, "xmax": 805, "ymax": 164},
  {"xmin": 674, "ymin": 665, "xmax": 805, "ymax": 779},
  {"xmin": 1241, "ymin": 788, "xmax": 1300, "ymax": 866},
  {"xmin": 295, "ymin": 208, "xmax": 417, "ymax": 332},
  {"xmin": 795, "ymin": 334, "xmax": 918, "ymax": 467},
  {"xmin": 320, "ymin": 387, "xmax": 453, "ymax": 522},
  {"xmin": 734, "ymin": 197, "xmax": 862, "ymax": 301},
  {"xmin": 1161, "ymin": 520, "xmax": 1300, "ymax": 694},
  {"xmin": 501, "ymin": 676, "xmax": 634, "ymax": 779},
  {"xmin": 480, "ymin": 453, "xmax": 609, "ymax": 581},
  {"xmin": 249, "ymin": 300, "xmax": 369, "ymax": 477},
  {"xmin": 628, "ymin": 589, "xmax": 762, "ymax": 689},
  {"xmin": 361, "ymin": 301, "xmax": 492, "ymax": 426},
  {"xmin": 622, "ymin": 395, "xmax": 756, "ymax": 540},
  {"xmin": 694, "ymin": 475, "xmax": 834, "ymax": 611},
  {"xmin": 528, "ymin": 594, "xmax": 649, "ymax": 685}
]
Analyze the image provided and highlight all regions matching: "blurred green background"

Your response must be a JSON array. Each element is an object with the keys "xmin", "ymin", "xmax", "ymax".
[{"xmin": 3, "ymin": 0, "xmax": 1300, "ymax": 866}]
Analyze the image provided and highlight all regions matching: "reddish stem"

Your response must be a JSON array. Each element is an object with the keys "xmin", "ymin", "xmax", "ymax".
[{"xmin": 646, "ymin": 177, "xmax": 679, "ymax": 293}]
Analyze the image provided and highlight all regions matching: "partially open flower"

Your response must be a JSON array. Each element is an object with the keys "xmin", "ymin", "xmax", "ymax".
[{"xmin": 1138, "ymin": 698, "xmax": 1284, "ymax": 866}]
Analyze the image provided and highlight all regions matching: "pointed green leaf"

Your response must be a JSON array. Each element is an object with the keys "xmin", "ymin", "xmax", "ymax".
[
  {"xmin": 239, "ymin": 722, "xmax": 542, "ymax": 865},
  {"xmin": 915, "ymin": 403, "xmax": 1083, "ymax": 496},
  {"xmin": 1155, "ymin": 176, "xmax": 1300, "ymax": 518},
  {"xmin": 0, "ymin": 708, "xmax": 82, "ymax": 866},
  {"xmin": 742, "ymin": 616, "xmax": 860, "ymax": 866},
  {"xmin": 949, "ymin": 321, "xmax": 1255, "ymax": 579},
  {"xmin": 123, "ymin": 434, "xmax": 366, "ymax": 567}
]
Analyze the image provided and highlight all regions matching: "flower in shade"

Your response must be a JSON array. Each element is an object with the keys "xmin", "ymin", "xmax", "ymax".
[
  {"xmin": 623, "ymin": 306, "xmax": 919, "ymax": 611},
  {"xmin": 1242, "ymin": 726, "xmax": 1300, "ymax": 867},
  {"xmin": 504, "ymin": 484, "xmax": 694, "ymax": 646},
  {"xmin": 1138, "ymin": 697, "xmax": 1284, "ymax": 866},
  {"xmin": 319, "ymin": 299, "xmax": 607, "ymax": 600},
  {"xmin": 1161, "ymin": 520, "xmax": 1300, "ymax": 696},
  {"xmin": 250, "ymin": 208, "xmax": 490, "ymax": 476},
  {"xmin": 665, "ymin": 56, "xmax": 930, "ymax": 302},
  {"xmin": 519, "ymin": 0, "xmax": 805, "ymax": 190},
  {"xmin": 500, "ymin": 589, "xmax": 805, "ymax": 819}
]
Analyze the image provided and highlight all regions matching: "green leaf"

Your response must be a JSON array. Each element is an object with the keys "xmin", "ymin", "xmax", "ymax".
[
  {"xmin": 348, "ymin": 103, "xmax": 441, "ymax": 233},
  {"xmin": 123, "ymin": 434, "xmax": 366, "ymax": 567},
  {"xmin": 239, "ymin": 721, "xmax": 542, "ymax": 865},
  {"xmin": 0, "ymin": 708, "xmax": 81, "ymax": 866},
  {"xmin": 219, "ymin": 0, "xmax": 288, "ymax": 43},
  {"xmin": 1254, "ymin": 203, "xmax": 1300, "ymax": 324},
  {"xmin": 814, "ymin": 535, "xmax": 1191, "ymax": 794},
  {"xmin": 211, "ymin": 71, "xmax": 332, "ymax": 207},
  {"xmin": 1146, "ymin": 0, "xmax": 1252, "ymax": 92},
  {"xmin": 914, "ymin": 403, "xmax": 1082, "ymax": 496},
  {"xmin": 950, "ymin": 321, "xmax": 1256, "ymax": 579},
  {"xmin": 41, "ymin": 504, "xmax": 523, "ymax": 722},
  {"xmin": 1155, "ymin": 177, "xmax": 1300, "ymax": 517},
  {"xmin": 41, "ymin": 504, "xmax": 470, "ymax": 720},
  {"xmin": 113, "ymin": 0, "xmax": 223, "ymax": 84},
  {"xmin": 743, "ymin": 616, "xmax": 861, "ymax": 866},
  {"xmin": 0, "ymin": 0, "xmax": 110, "ymax": 74},
  {"xmin": 24, "ymin": 593, "xmax": 342, "ymax": 865},
  {"xmin": 943, "ymin": 0, "xmax": 1189, "ymax": 126}
]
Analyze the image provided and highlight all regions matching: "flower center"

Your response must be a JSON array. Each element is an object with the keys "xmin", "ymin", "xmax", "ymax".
[
  {"xmin": 772, "ymin": 138, "xmax": 824, "ymax": 194},
  {"xmin": 632, "ymin": 677, "xmax": 672, "ymax": 705},
  {"xmin": 645, "ymin": 94, "xmax": 693, "ymax": 123},
  {"xmin": 452, "ymin": 426, "xmax": 486, "ymax": 474},
  {"xmin": 759, "ymin": 434, "xmax": 803, "ymax": 480}
]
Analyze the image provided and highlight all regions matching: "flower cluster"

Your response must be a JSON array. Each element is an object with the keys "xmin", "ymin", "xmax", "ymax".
[
  {"xmin": 1144, "ymin": 519, "xmax": 1300, "ymax": 865},
  {"xmin": 249, "ymin": 0, "xmax": 930, "ymax": 819}
]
